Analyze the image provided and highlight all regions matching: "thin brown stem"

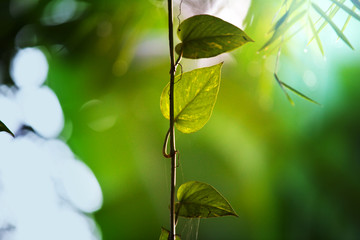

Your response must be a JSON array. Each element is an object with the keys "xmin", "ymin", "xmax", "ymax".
[{"xmin": 167, "ymin": 0, "xmax": 176, "ymax": 239}]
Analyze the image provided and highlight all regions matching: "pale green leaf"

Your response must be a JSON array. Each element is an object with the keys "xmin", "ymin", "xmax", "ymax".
[
  {"xmin": 160, "ymin": 63, "xmax": 222, "ymax": 133},
  {"xmin": 351, "ymin": 0, "xmax": 360, "ymax": 11},
  {"xmin": 338, "ymin": 6, "xmax": 357, "ymax": 40},
  {"xmin": 260, "ymin": 10, "xmax": 306, "ymax": 51},
  {"xmin": 0, "ymin": 121, "xmax": 14, "ymax": 137},
  {"xmin": 269, "ymin": 0, "xmax": 305, "ymax": 33},
  {"xmin": 330, "ymin": 0, "xmax": 360, "ymax": 22},
  {"xmin": 159, "ymin": 228, "xmax": 181, "ymax": 240},
  {"xmin": 308, "ymin": 1, "xmax": 344, "ymax": 45},
  {"xmin": 175, "ymin": 14, "xmax": 253, "ymax": 59},
  {"xmin": 312, "ymin": 3, "xmax": 354, "ymax": 49},
  {"xmin": 175, "ymin": 181, "xmax": 238, "ymax": 218},
  {"xmin": 308, "ymin": 16, "xmax": 324, "ymax": 56}
]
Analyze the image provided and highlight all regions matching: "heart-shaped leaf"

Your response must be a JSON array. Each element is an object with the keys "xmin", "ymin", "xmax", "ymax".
[
  {"xmin": 0, "ymin": 121, "xmax": 14, "ymax": 137},
  {"xmin": 175, "ymin": 14, "xmax": 253, "ymax": 59},
  {"xmin": 160, "ymin": 63, "xmax": 222, "ymax": 133},
  {"xmin": 175, "ymin": 181, "xmax": 238, "ymax": 218}
]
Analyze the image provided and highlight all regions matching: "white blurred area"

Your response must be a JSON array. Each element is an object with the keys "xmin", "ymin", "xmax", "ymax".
[{"xmin": 0, "ymin": 47, "xmax": 102, "ymax": 240}]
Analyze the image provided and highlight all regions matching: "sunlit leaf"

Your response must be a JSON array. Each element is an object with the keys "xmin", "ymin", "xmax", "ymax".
[
  {"xmin": 312, "ymin": 3, "xmax": 354, "ymax": 49},
  {"xmin": 330, "ymin": 0, "xmax": 360, "ymax": 22},
  {"xmin": 175, "ymin": 14, "xmax": 253, "ymax": 59},
  {"xmin": 338, "ymin": 6, "xmax": 357, "ymax": 40},
  {"xmin": 260, "ymin": 10, "xmax": 306, "ymax": 51},
  {"xmin": 0, "ymin": 121, "xmax": 15, "ymax": 137},
  {"xmin": 308, "ymin": 16, "xmax": 324, "ymax": 56},
  {"xmin": 160, "ymin": 63, "xmax": 222, "ymax": 133},
  {"xmin": 269, "ymin": 0, "xmax": 305, "ymax": 33},
  {"xmin": 175, "ymin": 181, "xmax": 238, "ymax": 219},
  {"xmin": 281, "ymin": 81, "xmax": 321, "ymax": 105},
  {"xmin": 159, "ymin": 228, "xmax": 181, "ymax": 240},
  {"xmin": 351, "ymin": 0, "xmax": 360, "ymax": 11},
  {"xmin": 274, "ymin": 73, "xmax": 294, "ymax": 106}
]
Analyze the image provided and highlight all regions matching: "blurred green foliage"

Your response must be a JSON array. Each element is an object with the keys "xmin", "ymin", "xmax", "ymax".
[{"xmin": 1, "ymin": 0, "xmax": 360, "ymax": 239}]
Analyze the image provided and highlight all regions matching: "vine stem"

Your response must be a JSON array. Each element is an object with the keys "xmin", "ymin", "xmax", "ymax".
[{"xmin": 167, "ymin": 0, "xmax": 177, "ymax": 239}]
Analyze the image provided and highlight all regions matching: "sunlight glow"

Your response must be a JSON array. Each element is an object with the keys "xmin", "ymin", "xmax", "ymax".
[
  {"xmin": 16, "ymin": 86, "xmax": 64, "ymax": 138},
  {"xmin": 10, "ymin": 48, "xmax": 48, "ymax": 88}
]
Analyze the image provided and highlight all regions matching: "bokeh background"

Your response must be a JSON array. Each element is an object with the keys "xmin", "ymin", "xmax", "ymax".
[{"xmin": 1, "ymin": 0, "xmax": 360, "ymax": 239}]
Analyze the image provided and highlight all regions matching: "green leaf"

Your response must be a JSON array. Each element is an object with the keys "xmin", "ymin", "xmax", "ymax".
[
  {"xmin": 338, "ymin": 6, "xmax": 357, "ymax": 40},
  {"xmin": 281, "ymin": 81, "xmax": 321, "ymax": 106},
  {"xmin": 274, "ymin": 74, "xmax": 320, "ymax": 106},
  {"xmin": 0, "ymin": 121, "xmax": 15, "ymax": 137},
  {"xmin": 159, "ymin": 228, "xmax": 181, "ymax": 240},
  {"xmin": 329, "ymin": 0, "xmax": 360, "ymax": 22},
  {"xmin": 351, "ymin": 0, "xmax": 360, "ymax": 11},
  {"xmin": 160, "ymin": 63, "xmax": 222, "ymax": 133},
  {"xmin": 175, "ymin": 14, "xmax": 253, "ymax": 59},
  {"xmin": 274, "ymin": 73, "xmax": 294, "ymax": 106},
  {"xmin": 311, "ymin": 3, "xmax": 354, "ymax": 49},
  {"xmin": 308, "ymin": 16, "xmax": 324, "ymax": 56},
  {"xmin": 260, "ymin": 10, "xmax": 306, "ymax": 51},
  {"xmin": 175, "ymin": 181, "xmax": 238, "ymax": 218}
]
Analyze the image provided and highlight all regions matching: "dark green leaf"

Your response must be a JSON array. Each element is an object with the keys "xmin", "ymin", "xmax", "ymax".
[
  {"xmin": 329, "ymin": 0, "xmax": 360, "ymax": 22},
  {"xmin": 0, "ymin": 121, "xmax": 15, "ymax": 137},
  {"xmin": 274, "ymin": 73, "xmax": 294, "ymax": 106},
  {"xmin": 159, "ymin": 228, "xmax": 181, "ymax": 240},
  {"xmin": 176, "ymin": 14, "xmax": 253, "ymax": 59},
  {"xmin": 351, "ymin": 0, "xmax": 360, "ymax": 11},
  {"xmin": 160, "ymin": 63, "xmax": 222, "ymax": 133},
  {"xmin": 175, "ymin": 181, "xmax": 238, "ymax": 218},
  {"xmin": 281, "ymin": 81, "xmax": 321, "ymax": 106},
  {"xmin": 312, "ymin": 3, "xmax": 354, "ymax": 49}
]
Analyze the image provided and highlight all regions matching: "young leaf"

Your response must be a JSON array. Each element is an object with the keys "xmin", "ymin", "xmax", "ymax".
[
  {"xmin": 175, "ymin": 181, "xmax": 238, "ymax": 219},
  {"xmin": 329, "ymin": 0, "xmax": 360, "ymax": 22},
  {"xmin": 0, "ymin": 121, "xmax": 15, "ymax": 137},
  {"xmin": 159, "ymin": 228, "xmax": 181, "ymax": 240},
  {"xmin": 311, "ymin": 3, "xmax": 354, "ymax": 49},
  {"xmin": 308, "ymin": 16, "xmax": 324, "ymax": 56},
  {"xmin": 160, "ymin": 63, "xmax": 222, "ymax": 133},
  {"xmin": 175, "ymin": 14, "xmax": 253, "ymax": 59},
  {"xmin": 351, "ymin": 0, "xmax": 360, "ymax": 11}
]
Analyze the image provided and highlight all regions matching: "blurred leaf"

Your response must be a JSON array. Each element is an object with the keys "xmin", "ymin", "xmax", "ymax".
[
  {"xmin": 159, "ymin": 228, "xmax": 181, "ymax": 240},
  {"xmin": 175, "ymin": 181, "xmax": 238, "ymax": 218},
  {"xmin": 281, "ymin": 81, "xmax": 321, "ymax": 105},
  {"xmin": 269, "ymin": 0, "xmax": 305, "ymax": 33},
  {"xmin": 175, "ymin": 14, "xmax": 253, "ymax": 59},
  {"xmin": 338, "ymin": 6, "xmax": 357, "ymax": 40},
  {"xmin": 274, "ymin": 73, "xmax": 295, "ymax": 106},
  {"xmin": 260, "ymin": 10, "xmax": 306, "ymax": 51},
  {"xmin": 160, "ymin": 63, "xmax": 222, "ymax": 133},
  {"xmin": 308, "ymin": 1, "xmax": 343, "ymax": 45},
  {"xmin": 330, "ymin": 0, "xmax": 360, "ymax": 22},
  {"xmin": 0, "ymin": 121, "xmax": 14, "ymax": 137},
  {"xmin": 312, "ymin": 3, "xmax": 354, "ymax": 50},
  {"xmin": 274, "ymin": 74, "xmax": 320, "ymax": 106},
  {"xmin": 308, "ymin": 16, "xmax": 324, "ymax": 56},
  {"xmin": 351, "ymin": 0, "xmax": 360, "ymax": 11}
]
